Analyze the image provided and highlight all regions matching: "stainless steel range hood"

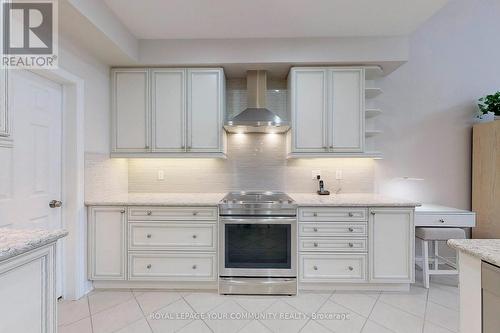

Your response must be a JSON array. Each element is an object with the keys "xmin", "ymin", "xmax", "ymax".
[{"xmin": 224, "ymin": 70, "xmax": 290, "ymax": 133}]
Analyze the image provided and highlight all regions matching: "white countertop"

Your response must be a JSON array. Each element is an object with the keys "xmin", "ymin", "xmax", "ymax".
[
  {"xmin": 85, "ymin": 192, "xmax": 420, "ymax": 207},
  {"xmin": 289, "ymin": 193, "xmax": 420, "ymax": 207},
  {"xmin": 0, "ymin": 228, "xmax": 68, "ymax": 262},
  {"xmin": 448, "ymin": 239, "xmax": 500, "ymax": 267}
]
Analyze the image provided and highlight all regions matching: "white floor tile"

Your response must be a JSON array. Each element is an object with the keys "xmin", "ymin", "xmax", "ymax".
[
  {"xmin": 177, "ymin": 320, "xmax": 212, "ymax": 333},
  {"xmin": 147, "ymin": 298, "xmax": 194, "ymax": 333},
  {"xmin": 260, "ymin": 300, "xmax": 309, "ymax": 333},
  {"xmin": 300, "ymin": 320, "xmax": 333, "ymax": 333},
  {"xmin": 284, "ymin": 292, "xmax": 331, "ymax": 313},
  {"xmin": 234, "ymin": 296, "xmax": 277, "ymax": 313},
  {"xmin": 183, "ymin": 292, "xmax": 228, "ymax": 313},
  {"xmin": 361, "ymin": 320, "xmax": 395, "ymax": 333},
  {"xmin": 330, "ymin": 292, "xmax": 378, "ymax": 317},
  {"xmin": 91, "ymin": 298, "xmax": 144, "ymax": 333},
  {"xmin": 57, "ymin": 297, "xmax": 90, "ymax": 326},
  {"xmin": 114, "ymin": 318, "xmax": 152, "ymax": 333},
  {"xmin": 204, "ymin": 299, "xmax": 250, "ymax": 333},
  {"xmin": 425, "ymin": 301, "xmax": 459, "ymax": 332},
  {"xmin": 315, "ymin": 300, "xmax": 367, "ymax": 333},
  {"xmin": 369, "ymin": 301, "xmax": 423, "ymax": 333},
  {"xmin": 428, "ymin": 287, "xmax": 459, "ymax": 311},
  {"xmin": 239, "ymin": 320, "xmax": 273, "ymax": 333},
  {"xmin": 378, "ymin": 292, "xmax": 427, "ymax": 318},
  {"xmin": 423, "ymin": 321, "xmax": 456, "ymax": 333},
  {"xmin": 88, "ymin": 290, "xmax": 134, "ymax": 315},
  {"xmin": 135, "ymin": 291, "xmax": 182, "ymax": 315},
  {"xmin": 58, "ymin": 317, "xmax": 93, "ymax": 333}
]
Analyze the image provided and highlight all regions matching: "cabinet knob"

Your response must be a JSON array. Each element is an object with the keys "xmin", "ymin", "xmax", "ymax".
[
  {"xmin": 439, "ymin": 219, "xmax": 445, "ymax": 223},
  {"xmin": 371, "ymin": 212, "xmax": 376, "ymax": 215},
  {"xmin": 348, "ymin": 212, "xmax": 354, "ymax": 217},
  {"xmin": 192, "ymin": 234, "xmax": 197, "ymax": 239},
  {"xmin": 120, "ymin": 210, "xmax": 126, "ymax": 214},
  {"xmin": 313, "ymin": 242, "xmax": 318, "ymax": 247},
  {"xmin": 147, "ymin": 211, "xmax": 152, "ymax": 216},
  {"xmin": 146, "ymin": 234, "xmax": 152, "ymax": 239},
  {"xmin": 348, "ymin": 266, "xmax": 354, "ymax": 271},
  {"xmin": 348, "ymin": 243, "xmax": 354, "ymax": 248},
  {"xmin": 313, "ymin": 212, "xmax": 318, "ymax": 217},
  {"xmin": 313, "ymin": 227, "xmax": 318, "ymax": 232},
  {"xmin": 313, "ymin": 266, "xmax": 318, "ymax": 271},
  {"xmin": 145, "ymin": 145, "xmax": 150, "ymax": 149},
  {"xmin": 146, "ymin": 264, "xmax": 152, "ymax": 269},
  {"xmin": 348, "ymin": 227, "xmax": 354, "ymax": 232},
  {"xmin": 193, "ymin": 211, "xmax": 198, "ymax": 216},
  {"xmin": 192, "ymin": 265, "xmax": 197, "ymax": 270}
]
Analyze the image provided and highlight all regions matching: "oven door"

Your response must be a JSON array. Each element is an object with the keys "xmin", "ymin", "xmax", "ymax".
[{"xmin": 219, "ymin": 217, "xmax": 297, "ymax": 277}]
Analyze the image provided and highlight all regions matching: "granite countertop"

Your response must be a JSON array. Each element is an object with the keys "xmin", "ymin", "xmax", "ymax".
[
  {"xmin": 448, "ymin": 239, "xmax": 500, "ymax": 266},
  {"xmin": 85, "ymin": 193, "xmax": 226, "ymax": 206},
  {"xmin": 289, "ymin": 193, "xmax": 421, "ymax": 207},
  {"xmin": 0, "ymin": 229, "xmax": 68, "ymax": 262}
]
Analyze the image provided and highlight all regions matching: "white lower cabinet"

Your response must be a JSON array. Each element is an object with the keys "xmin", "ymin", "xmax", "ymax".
[{"xmin": 369, "ymin": 208, "xmax": 415, "ymax": 283}]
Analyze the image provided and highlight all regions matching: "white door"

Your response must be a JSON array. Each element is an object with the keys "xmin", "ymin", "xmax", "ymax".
[
  {"xmin": 112, "ymin": 69, "xmax": 150, "ymax": 153},
  {"xmin": 0, "ymin": 70, "xmax": 63, "ymax": 295},
  {"xmin": 291, "ymin": 68, "xmax": 328, "ymax": 152},
  {"xmin": 187, "ymin": 69, "xmax": 223, "ymax": 152},
  {"xmin": 330, "ymin": 69, "xmax": 364, "ymax": 152},
  {"xmin": 151, "ymin": 69, "xmax": 186, "ymax": 152}
]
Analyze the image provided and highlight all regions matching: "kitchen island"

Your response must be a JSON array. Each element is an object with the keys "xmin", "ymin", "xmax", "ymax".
[{"xmin": 0, "ymin": 228, "xmax": 68, "ymax": 333}]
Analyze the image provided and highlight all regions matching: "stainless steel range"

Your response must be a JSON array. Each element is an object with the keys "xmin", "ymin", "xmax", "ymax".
[{"xmin": 219, "ymin": 191, "xmax": 297, "ymax": 295}]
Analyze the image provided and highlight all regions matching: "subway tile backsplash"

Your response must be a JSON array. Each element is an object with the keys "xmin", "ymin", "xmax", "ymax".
[{"xmin": 127, "ymin": 134, "xmax": 375, "ymax": 193}]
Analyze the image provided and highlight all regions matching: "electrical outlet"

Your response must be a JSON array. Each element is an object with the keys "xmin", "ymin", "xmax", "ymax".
[
  {"xmin": 312, "ymin": 170, "xmax": 321, "ymax": 180},
  {"xmin": 157, "ymin": 170, "xmax": 165, "ymax": 181},
  {"xmin": 336, "ymin": 170, "xmax": 343, "ymax": 180}
]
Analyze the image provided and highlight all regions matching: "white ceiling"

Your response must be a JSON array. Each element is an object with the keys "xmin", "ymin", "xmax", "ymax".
[{"xmin": 103, "ymin": 0, "xmax": 448, "ymax": 39}]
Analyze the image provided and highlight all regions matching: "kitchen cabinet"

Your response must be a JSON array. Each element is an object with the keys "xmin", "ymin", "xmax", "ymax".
[
  {"xmin": 369, "ymin": 208, "xmax": 414, "ymax": 283},
  {"xmin": 288, "ymin": 67, "xmax": 365, "ymax": 157},
  {"xmin": 111, "ymin": 68, "xmax": 226, "ymax": 157},
  {"xmin": 88, "ymin": 206, "xmax": 127, "ymax": 280},
  {"xmin": 111, "ymin": 69, "xmax": 150, "ymax": 153}
]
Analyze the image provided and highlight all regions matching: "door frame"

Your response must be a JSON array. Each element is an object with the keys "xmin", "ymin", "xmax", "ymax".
[{"xmin": 30, "ymin": 68, "xmax": 87, "ymax": 300}]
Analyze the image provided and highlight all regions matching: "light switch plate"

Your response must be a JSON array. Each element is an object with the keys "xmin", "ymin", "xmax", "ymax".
[{"xmin": 157, "ymin": 170, "xmax": 165, "ymax": 181}]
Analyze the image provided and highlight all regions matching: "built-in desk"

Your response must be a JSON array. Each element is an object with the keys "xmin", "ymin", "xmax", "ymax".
[{"xmin": 415, "ymin": 204, "xmax": 475, "ymax": 227}]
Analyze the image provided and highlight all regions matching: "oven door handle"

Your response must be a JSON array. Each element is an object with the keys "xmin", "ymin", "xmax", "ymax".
[{"xmin": 220, "ymin": 217, "xmax": 297, "ymax": 224}]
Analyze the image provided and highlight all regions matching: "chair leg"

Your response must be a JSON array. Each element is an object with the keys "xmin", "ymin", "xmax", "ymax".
[
  {"xmin": 434, "ymin": 240, "xmax": 439, "ymax": 269},
  {"xmin": 423, "ymin": 239, "xmax": 430, "ymax": 288}
]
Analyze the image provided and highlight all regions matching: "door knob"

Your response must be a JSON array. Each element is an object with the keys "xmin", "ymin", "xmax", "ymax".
[{"xmin": 49, "ymin": 200, "xmax": 62, "ymax": 208}]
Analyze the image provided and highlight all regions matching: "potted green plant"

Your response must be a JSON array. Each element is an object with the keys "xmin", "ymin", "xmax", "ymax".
[{"xmin": 476, "ymin": 91, "xmax": 500, "ymax": 122}]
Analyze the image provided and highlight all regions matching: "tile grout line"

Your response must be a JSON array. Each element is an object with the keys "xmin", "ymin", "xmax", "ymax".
[
  {"xmin": 359, "ymin": 292, "xmax": 383, "ymax": 332},
  {"xmin": 180, "ymin": 294, "xmax": 214, "ymax": 333},
  {"xmin": 87, "ymin": 296, "xmax": 95, "ymax": 333},
  {"xmin": 297, "ymin": 291, "xmax": 335, "ymax": 333},
  {"xmin": 421, "ymin": 286, "xmax": 430, "ymax": 333},
  {"xmin": 131, "ymin": 289, "xmax": 154, "ymax": 333}
]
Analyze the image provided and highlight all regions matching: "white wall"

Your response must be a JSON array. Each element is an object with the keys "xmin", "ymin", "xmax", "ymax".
[{"xmin": 375, "ymin": 0, "xmax": 500, "ymax": 209}]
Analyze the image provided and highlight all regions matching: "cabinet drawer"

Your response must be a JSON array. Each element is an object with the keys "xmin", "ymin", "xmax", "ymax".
[
  {"xmin": 128, "ymin": 207, "xmax": 217, "ymax": 221},
  {"xmin": 415, "ymin": 213, "xmax": 475, "ymax": 227},
  {"xmin": 299, "ymin": 238, "xmax": 367, "ymax": 252},
  {"xmin": 128, "ymin": 253, "xmax": 216, "ymax": 281},
  {"xmin": 299, "ymin": 207, "xmax": 367, "ymax": 222},
  {"xmin": 129, "ymin": 223, "xmax": 216, "ymax": 251},
  {"xmin": 300, "ymin": 223, "xmax": 367, "ymax": 237},
  {"xmin": 300, "ymin": 254, "xmax": 367, "ymax": 282}
]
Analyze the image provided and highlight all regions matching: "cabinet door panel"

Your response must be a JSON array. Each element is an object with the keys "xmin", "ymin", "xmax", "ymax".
[
  {"xmin": 152, "ymin": 69, "xmax": 185, "ymax": 151},
  {"xmin": 112, "ymin": 69, "xmax": 149, "ymax": 152},
  {"xmin": 330, "ymin": 69, "xmax": 364, "ymax": 152},
  {"xmin": 291, "ymin": 69, "xmax": 328, "ymax": 152},
  {"xmin": 187, "ymin": 69, "xmax": 223, "ymax": 151},
  {"xmin": 369, "ymin": 208, "xmax": 414, "ymax": 283},
  {"xmin": 0, "ymin": 68, "xmax": 8, "ymax": 137},
  {"xmin": 88, "ymin": 207, "xmax": 127, "ymax": 280}
]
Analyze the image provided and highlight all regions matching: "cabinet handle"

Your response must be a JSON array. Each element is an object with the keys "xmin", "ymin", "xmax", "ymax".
[
  {"xmin": 313, "ymin": 266, "xmax": 318, "ymax": 271},
  {"xmin": 146, "ymin": 264, "xmax": 152, "ymax": 269},
  {"xmin": 192, "ymin": 265, "xmax": 197, "ymax": 270},
  {"xmin": 313, "ymin": 227, "xmax": 318, "ymax": 232},
  {"xmin": 439, "ymin": 219, "xmax": 445, "ymax": 223},
  {"xmin": 371, "ymin": 212, "xmax": 376, "ymax": 215},
  {"xmin": 192, "ymin": 235, "xmax": 197, "ymax": 239},
  {"xmin": 313, "ymin": 242, "xmax": 318, "ymax": 247},
  {"xmin": 348, "ymin": 212, "xmax": 354, "ymax": 217},
  {"xmin": 120, "ymin": 210, "xmax": 126, "ymax": 214},
  {"xmin": 313, "ymin": 212, "xmax": 318, "ymax": 217},
  {"xmin": 146, "ymin": 234, "xmax": 152, "ymax": 239},
  {"xmin": 348, "ymin": 227, "xmax": 354, "ymax": 232},
  {"xmin": 348, "ymin": 266, "xmax": 354, "ymax": 271},
  {"xmin": 193, "ymin": 211, "xmax": 198, "ymax": 216},
  {"xmin": 147, "ymin": 211, "xmax": 152, "ymax": 216},
  {"xmin": 348, "ymin": 243, "xmax": 354, "ymax": 248}
]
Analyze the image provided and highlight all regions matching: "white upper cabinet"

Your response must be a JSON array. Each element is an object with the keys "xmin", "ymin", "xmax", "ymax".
[
  {"xmin": 112, "ymin": 69, "xmax": 150, "ymax": 152},
  {"xmin": 152, "ymin": 69, "xmax": 186, "ymax": 152},
  {"xmin": 187, "ymin": 69, "xmax": 224, "ymax": 152},
  {"xmin": 289, "ymin": 67, "xmax": 365, "ymax": 157},
  {"xmin": 111, "ymin": 68, "xmax": 225, "ymax": 157}
]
